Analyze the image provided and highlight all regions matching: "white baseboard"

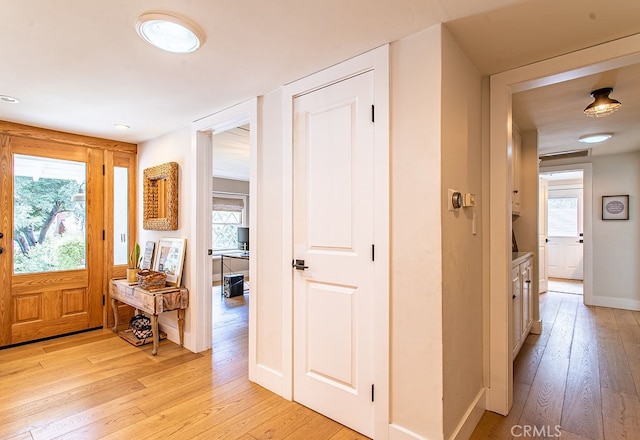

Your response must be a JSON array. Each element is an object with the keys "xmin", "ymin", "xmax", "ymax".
[
  {"xmin": 389, "ymin": 424, "xmax": 428, "ymax": 440},
  {"xmin": 388, "ymin": 388, "xmax": 485, "ymax": 440},
  {"xmin": 530, "ymin": 319, "xmax": 542, "ymax": 335},
  {"xmin": 589, "ymin": 295, "xmax": 640, "ymax": 311},
  {"xmin": 255, "ymin": 363, "xmax": 284, "ymax": 397},
  {"xmin": 448, "ymin": 388, "xmax": 486, "ymax": 440}
]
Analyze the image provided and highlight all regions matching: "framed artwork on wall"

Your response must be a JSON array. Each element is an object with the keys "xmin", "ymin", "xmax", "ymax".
[
  {"xmin": 602, "ymin": 195, "xmax": 629, "ymax": 220},
  {"xmin": 153, "ymin": 238, "xmax": 187, "ymax": 286}
]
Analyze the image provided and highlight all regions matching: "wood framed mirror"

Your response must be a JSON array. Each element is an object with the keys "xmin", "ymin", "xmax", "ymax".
[{"xmin": 143, "ymin": 162, "xmax": 178, "ymax": 230}]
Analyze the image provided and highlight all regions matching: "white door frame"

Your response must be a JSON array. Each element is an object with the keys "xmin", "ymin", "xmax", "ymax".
[
  {"xmin": 488, "ymin": 34, "xmax": 640, "ymax": 415},
  {"xmin": 540, "ymin": 164, "xmax": 592, "ymax": 298},
  {"xmin": 190, "ymin": 99, "xmax": 258, "ymax": 380},
  {"xmin": 282, "ymin": 45, "xmax": 390, "ymax": 438}
]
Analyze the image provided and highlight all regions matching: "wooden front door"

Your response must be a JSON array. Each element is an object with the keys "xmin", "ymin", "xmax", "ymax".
[{"xmin": 0, "ymin": 134, "xmax": 103, "ymax": 346}]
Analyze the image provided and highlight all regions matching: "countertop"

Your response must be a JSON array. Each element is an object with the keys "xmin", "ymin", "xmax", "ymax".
[{"xmin": 512, "ymin": 251, "xmax": 533, "ymax": 266}]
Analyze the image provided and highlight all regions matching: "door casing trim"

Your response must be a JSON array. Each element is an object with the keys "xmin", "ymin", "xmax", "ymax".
[{"xmin": 281, "ymin": 44, "xmax": 390, "ymax": 439}]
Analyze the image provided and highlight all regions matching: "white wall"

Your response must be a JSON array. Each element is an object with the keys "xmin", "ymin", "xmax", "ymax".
[
  {"xmin": 592, "ymin": 152, "xmax": 639, "ymax": 307},
  {"xmin": 441, "ymin": 26, "xmax": 484, "ymax": 439},
  {"xmin": 389, "ymin": 25, "xmax": 444, "ymax": 439},
  {"xmin": 254, "ymin": 89, "xmax": 285, "ymax": 387},
  {"xmin": 137, "ymin": 126, "xmax": 196, "ymax": 348}
]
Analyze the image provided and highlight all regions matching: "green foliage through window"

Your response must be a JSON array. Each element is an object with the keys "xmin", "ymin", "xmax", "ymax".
[{"xmin": 13, "ymin": 155, "xmax": 86, "ymax": 274}]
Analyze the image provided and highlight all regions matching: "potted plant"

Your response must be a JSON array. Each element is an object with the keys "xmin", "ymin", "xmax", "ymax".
[{"xmin": 127, "ymin": 242, "xmax": 141, "ymax": 282}]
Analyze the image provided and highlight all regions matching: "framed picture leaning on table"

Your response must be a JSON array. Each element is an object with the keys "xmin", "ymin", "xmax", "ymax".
[{"xmin": 154, "ymin": 238, "xmax": 186, "ymax": 286}]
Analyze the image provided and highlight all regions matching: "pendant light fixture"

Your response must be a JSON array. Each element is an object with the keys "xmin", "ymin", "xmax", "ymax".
[
  {"xmin": 583, "ymin": 87, "xmax": 621, "ymax": 118},
  {"xmin": 136, "ymin": 12, "xmax": 205, "ymax": 54}
]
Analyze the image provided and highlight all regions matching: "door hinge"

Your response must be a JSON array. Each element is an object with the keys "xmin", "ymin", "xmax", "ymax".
[
  {"xmin": 102, "ymin": 295, "xmax": 105, "ymax": 306},
  {"xmin": 102, "ymin": 164, "xmax": 105, "ymax": 175},
  {"xmin": 371, "ymin": 244, "xmax": 375, "ymax": 262},
  {"xmin": 102, "ymin": 230, "xmax": 105, "ymax": 240},
  {"xmin": 371, "ymin": 105, "xmax": 375, "ymax": 123},
  {"xmin": 371, "ymin": 384, "xmax": 375, "ymax": 402}
]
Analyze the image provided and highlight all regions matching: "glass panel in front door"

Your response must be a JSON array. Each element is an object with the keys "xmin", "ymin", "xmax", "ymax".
[
  {"xmin": 13, "ymin": 154, "xmax": 86, "ymax": 274},
  {"xmin": 113, "ymin": 166, "xmax": 129, "ymax": 265},
  {"xmin": 547, "ymin": 196, "xmax": 578, "ymax": 237}
]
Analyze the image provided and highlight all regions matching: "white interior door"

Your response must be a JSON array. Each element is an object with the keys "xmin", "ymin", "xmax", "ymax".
[
  {"xmin": 547, "ymin": 187, "xmax": 583, "ymax": 280},
  {"xmin": 292, "ymin": 71, "xmax": 375, "ymax": 437},
  {"xmin": 538, "ymin": 177, "xmax": 548, "ymax": 293}
]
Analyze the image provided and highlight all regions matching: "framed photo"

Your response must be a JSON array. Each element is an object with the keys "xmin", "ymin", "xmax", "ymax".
[
  {"xmin": 602, "ymin": 195, "xmax": 629, "ymax": 220},
  {"xmin": 140, "ymin": 241, "xmax": 155, "ymax": 270},
  {"xmin": 153, "ymin": 238, "xmax": 186, "ymax": 286}
]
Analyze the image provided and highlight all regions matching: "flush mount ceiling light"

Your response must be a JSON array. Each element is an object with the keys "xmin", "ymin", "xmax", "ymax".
[
  {"xmin": 578, "ymin": 133, "xmax": 613, "ymax": 144},
  {"xmin": 0, "ymin": 95, "xmax": 20, "ymax": 103},
  {"xmin": 583, "ymin": 87, "xmax": 621, "ymax": 117},
  {"xmin": 136, "ymin": 11, "xmax": 205, "ymax": 53},
  {"xmin": 114, "ymin": 123, "xmax": 130, "ymax": 130}
]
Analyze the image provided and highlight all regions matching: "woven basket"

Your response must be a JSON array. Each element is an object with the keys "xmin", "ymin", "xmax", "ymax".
[{"xmin": 136, "ymin": 269, "xmax": 167, "ymax": 290}]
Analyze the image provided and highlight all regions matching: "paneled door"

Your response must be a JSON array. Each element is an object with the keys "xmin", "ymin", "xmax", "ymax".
[
  {"xmin": 538, "ymin": 177, "xmax": 548, "ymax": 293},
  {"xmin": 547, "ymin": 188, "xmax": 584, "ymax": 281},
  {"xmin": 0, "ymin": 135, "xmax": 103, "ymax": 346},
  {"xmin": 292, "ymin": 70, "xmax": 375, "ymax": 437}
]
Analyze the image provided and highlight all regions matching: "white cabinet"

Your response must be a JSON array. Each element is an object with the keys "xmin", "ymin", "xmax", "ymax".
[
  {"xmin": 512, "ymin": 253, "xmax": 533, "ymax": 360},
  {"xmin": 511, "ymin": 127, "xmax": 522, "ymax": 215}
]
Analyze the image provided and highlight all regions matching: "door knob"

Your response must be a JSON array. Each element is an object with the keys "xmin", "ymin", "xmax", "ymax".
[
  {"xmin": 0, "ymin": 247, "xmax": 3, "ymax": 254},
  {"xmin": 292, "ymin": 259, "xmax": 309, "ymax": 270},
  {"xmin": 0, "ymin": 232, "xmax": 3, "ymax": 238}
]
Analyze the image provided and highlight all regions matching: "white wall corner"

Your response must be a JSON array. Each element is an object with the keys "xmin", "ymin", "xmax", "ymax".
[
  {"xmin": 389, "ymin": 424, "xmax": 431, "ymax": 440},
  {"xmin": 447, "ymin": 388, "xmax": 486, "ymax": 440},
  {"xmin": 255, "ymin": 363, "xmax": 285, "ymax": 397}
]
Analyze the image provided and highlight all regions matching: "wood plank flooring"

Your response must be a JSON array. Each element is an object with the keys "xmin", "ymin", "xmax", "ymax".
[
  {"xmin": 472, "ymin": 290, "xmax": 640, "ymax": 440},
  {"xmin": 0, "ymin": 286, "xmax": 368, "ymax": 440}
]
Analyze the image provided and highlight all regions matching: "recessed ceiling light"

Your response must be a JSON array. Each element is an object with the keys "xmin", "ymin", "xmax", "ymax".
[
  {"xmin": 578, "ymin": 133, "xmax": 613, "ymax": 144},
  {"xmin": 114, "ymin": 123, "xmax": 130, "ymax": 130},
  {"xmin": 136, "ymin": 11, "xmax": 205, "ymax": 53},
  {"xmin": 0, "ymin": 95, "xmax": 20, "ymax": 103}
]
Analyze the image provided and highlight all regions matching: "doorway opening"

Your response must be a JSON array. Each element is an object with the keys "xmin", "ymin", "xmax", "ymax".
[
  {"xmin": 211, "ymin": 124, "xmax": 252, "ymax": 346},
  {"xmin": 540, "ymin": 169, "xmax": 584, "ymax": 296}
]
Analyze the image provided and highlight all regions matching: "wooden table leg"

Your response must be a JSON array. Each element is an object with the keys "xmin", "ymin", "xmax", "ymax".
[
  {"xmin": 151, "ymin": 314, "xmax": 159, "ymax": 356},
  {"xmin": 111, "ymin": 298, "xmax": 119, "ymax": 332},
  {"xmin": 178, "ymin": 309, "xmax": 185, "ymax": 347}
]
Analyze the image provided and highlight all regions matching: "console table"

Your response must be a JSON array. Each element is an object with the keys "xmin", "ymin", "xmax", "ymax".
[{"xmin": 110, "ymin": 279, "xmax": 189, "ymax": 355}]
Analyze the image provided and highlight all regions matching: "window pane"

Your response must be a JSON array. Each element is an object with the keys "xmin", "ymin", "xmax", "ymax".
[
  {"xmin": 113, "ymin": 167, "xmax": 129, "ymax": 265},
  {"xmin": 212, "ymin": 210, "xmax": 242, "ymax": 250},
  {"xmin": 13, "ymin": 154, "xmax": 86, "ymax": 274},
  {"xmin": 548, "ymin": 196, "xmax": 578, "ymax": 237}
]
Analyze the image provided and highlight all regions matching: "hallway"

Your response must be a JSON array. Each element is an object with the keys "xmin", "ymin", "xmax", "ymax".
[{"xmin": 472, "ymin": 291, "xmax": 640, "ymax": 439}]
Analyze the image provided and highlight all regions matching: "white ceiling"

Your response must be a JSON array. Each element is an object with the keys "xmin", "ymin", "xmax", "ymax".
[
  {"xmin": 1, "ymin": 0, "xmax": 640, "ymax": 172},
  {"xmin": 213, "ymin": 125, "xmax": 250, "ymax": 181}
]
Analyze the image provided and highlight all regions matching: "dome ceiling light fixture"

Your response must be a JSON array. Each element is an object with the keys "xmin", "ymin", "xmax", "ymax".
[
  {"xmin": 0, "ymin": 95, "xmax": 20, "ymax": 103},
  {"xmin": 136, "ymin": 11, "xmax": 205, "ymax": 54},
  {"xmin": 578, "ymin": 133, "xmax": 613, "ymax": 144},
  {"xmin": 583, "ymin": 87, "xmax": 621, "ymax": 118}
]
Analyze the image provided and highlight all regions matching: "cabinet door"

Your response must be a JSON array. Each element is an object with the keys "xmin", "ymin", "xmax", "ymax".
[
  {"xmin": 520, "ymin": 259, "xmax": 532, "ymax": 337},
  {"xmin": 511, "ymin": 265, "xmax": 522, "ymax": 358}
]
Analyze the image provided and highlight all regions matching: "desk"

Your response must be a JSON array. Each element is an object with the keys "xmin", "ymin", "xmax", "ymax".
[
  {"xmin": 220, "ymin": 252, "xmax": 249, "ymax": 296},
  {"xmin": 110, "ymin": 279, "xmax": 189, "ymax": 355}
]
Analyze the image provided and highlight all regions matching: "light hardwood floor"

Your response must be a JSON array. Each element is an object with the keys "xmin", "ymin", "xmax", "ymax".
[
  {"xmin": 471, "ymin": 290, "xmax": 640, "ymax": 440},
  {"xmin": 0, "ymin": 287, "xmax": 368, "ymax": 439}
]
